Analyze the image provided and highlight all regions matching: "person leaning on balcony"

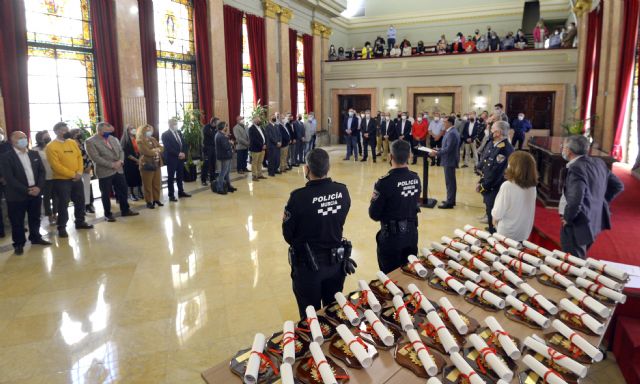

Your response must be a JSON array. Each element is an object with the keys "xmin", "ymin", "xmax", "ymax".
[
  {"xmin": 436, "ymin": 35, "xmax": 448, "ymax": 54},
  {"xmin": 374, "ymin": 39, "xmax": 385, "ymax": 57},
  {"xmin": 337, "ymin": 46, "xmax": 346, "ymax": 60},
  {"xmin": 328, "ymin": 44, "xmax": 338, "ymax": 61},
  {"xmin": 476, "ymin": 35, "xmax": 489, "ymax": 52},
  {"xmin": 562, "ymin": 22, "xmax": 577, "ymax": 48},
  {"xmin": 389, "ymin": 44, "xmax": 401, "ymax": 57},
  {"xmin": 361, "ymin": 41, "xmax": 373, "ymax": 59},
  {"xmin": 464, "ymin": 36, "xmax": 476, "ymax": 52},
  {"xmin": 549, "ymin": 29, "xmax": 562, "ymax": 48},
  {"xmin": 533, "ymin": 19, "xmax": 548, "ymax": 49},
  {"xmin": 488, "ymin": 31, "xmax": 501, "ymax": 51},
  {"xmin": 400, "ymin": 39, "xmax": 412, "ymax": 56},
  {"xmin": 515, "ymin": 29, "xmax": 528, "ymax": 49},
  {"xmin": 502, "ymin": 31, "xmax": 516, "ymax": 50}
]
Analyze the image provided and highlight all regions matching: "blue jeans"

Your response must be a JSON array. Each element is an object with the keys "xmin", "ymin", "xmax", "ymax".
[
  {"xmin": 216, "ymin": 159, "xmax": 231, "ymax": 192},
  {"xmin": 345, "ymin": 135, "xmax": 358, "ymax": 160}
]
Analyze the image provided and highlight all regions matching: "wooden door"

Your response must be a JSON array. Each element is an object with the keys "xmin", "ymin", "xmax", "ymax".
[
  {"xmin": 337, "ymin": 95, "xmax": 371, "ymax": 143},
  {"xmin": 506, "ymin": 91, "xmax": 555, "ymax": 131}
]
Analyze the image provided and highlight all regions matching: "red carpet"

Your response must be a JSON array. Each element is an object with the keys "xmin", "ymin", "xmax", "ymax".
[{"xmin": 531, "ymin": 164, "xmax": 640, "ymax": 267}]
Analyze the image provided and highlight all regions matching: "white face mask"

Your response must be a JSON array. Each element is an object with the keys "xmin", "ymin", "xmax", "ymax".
[
  {"xmin": 145, "ymin": 130, "xmax": 153, "ymax": 137},
  {"xmin": 494, "ymin": 108, "xmax": 501, "ymax": 114},
  {"xmin": 131, "ymin": 129, "xmax": 137, "ymax": 135},
  {"xmin": 0, "ymin": 134, "xmax": 4, "ymax": 142},
  {"xmin": 462, "ymin": 116, "xmax": 468, "ymax": 121},
  {"xmin": 360, "ymin": 114, "xmax": 365, "ymax": 119},
  {"xmin": 518, "ymin": 115, "xmax": 524, "ymax": 121},
  {"xmin": 434, "ymin": 117, "xmax": 440, "ymax": 122},
  {"xmin": 385, "ymin": 116, "xmax": 390, "ymax": 121},
  {"xmin": 348, "ymin": 112, "xmax": 354, "ymax": 117},
  {"xmin": 417, "ymin": 118, "xmax": 422, "ymax": 122},
  {"xmin": 401, "ymin": 116, "xmax": 407, "ymax": 120},
  {"xmin": 365, "ymin": 114, "xmax": 370, "ymax": 118}
]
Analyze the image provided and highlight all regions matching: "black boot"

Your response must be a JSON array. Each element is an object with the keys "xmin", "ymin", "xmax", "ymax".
[{"xmin": 130, "ymin": 187, "xmax": 139, "ymax": 201}]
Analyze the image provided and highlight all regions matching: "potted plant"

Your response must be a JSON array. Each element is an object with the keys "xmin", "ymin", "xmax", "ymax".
[
  {"xmin": 177, "ymin": 107, "xmax": 204, "ymax": 182},
  {"xmin": 249, "ymin": 101, "xmax": 269, "ymax": 128},
  {"xmin": 561, "ymin": 113, "xmax": 596, "ymax": 137}
]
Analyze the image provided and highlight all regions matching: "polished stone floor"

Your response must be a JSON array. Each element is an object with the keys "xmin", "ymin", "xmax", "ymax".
[{"xmin": 0, "ymin": 146, "xmax": 625, "ymax": 383}]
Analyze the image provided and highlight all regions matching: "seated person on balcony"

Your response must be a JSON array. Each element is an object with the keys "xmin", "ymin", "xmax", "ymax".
[
  {"xmin": 328, "ymin": 45, "xmax": 338, "ymax": 61},
  {"xmin": 488, "ymin": 31, "xmax": 501, "ymax": 51},
  {"xmin": 476, "ymin": 35, "xmax": 489, "ymax": 52},
  {"xmin": 337, "ymin": 47, "xmax": 346, "ymax": 60},
  {"xmin": 464, "ymin": 36, "xmax": 476, "ymax": 52},
  {"xmin": 502, "ymin": 32, "xmax": 515, "ymax": 50},
  {"xmin": 416, "ymin": 41, "xmax": 425, "ymax": 55},
  {"xmin": 472, "ymin": 29, "xmax": 482, "ymax": 43},
  {"xmin": 514, "ymin": 29, "xmax": 528, "ymax": 49},
  {"xmin": 400, "ymin": 39, "xmax": 412, "ymax": 56},
  {"xmin": 348, "ymin": 47, "xmax": 359, "ymax": 59},
  {"xmin": 389, "ymin": 44, "xmax": 401, "ymax": 57},
  {"xmin": 549, "ymin": 29, "xmax": 562, "ymax": 48},
  {"xmin": 436, "ymin": 35, "xmax": 448, "ymax": 55},
  {"xmin": 374, "ymin": 39, "xmax": 385, "ymax": 57},
  {"xmin": 452, "ymin": 33, "xmax": 465, "ymax": 53},
  {"xmin": 562, "ymin": 23, "xmax": 577, "ymax": 48},
  {"xmin": 375, "ymin": 36, "xmax": 385, "ymax": 49},
  {"xmin": 361, "ymin": 42, "xmax": 373, "ymax": 59}
]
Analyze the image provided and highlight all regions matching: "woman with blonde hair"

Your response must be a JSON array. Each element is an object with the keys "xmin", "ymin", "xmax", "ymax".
[
  {"xmin": 136, "ymin": 124, "xmax": 164, "ymax": 209},
  {"xmin": 491, "ymin": 151, "xmax": 538, "ymax": 241}
]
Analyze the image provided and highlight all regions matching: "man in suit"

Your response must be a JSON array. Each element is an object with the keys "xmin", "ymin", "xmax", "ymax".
[
  {"xmin": 248, "ymin": 116, "xmax": 267, "ymax": 181},
  {"xmin": 201, "ymin": 116, "xmax": 219, "ymax": 186},
  {"xmin": 294, "ymin": 114, "xmax": 306, "ymax": 165},
  {"xmin": 511, "ymin": 112, "xmax": 532, "ymax": 150},
  {"xmin": 379, "ymin": 112, "xmax": 394, "ymax": 161},
  {"xmin": 461, "ymin": 111, "xmax": 480, "ymax": 167},
  {"xmin": 233, "ymin": 116, "xmax": 250, "ymax": 174},
  {"xmin": 265, "ymin": 114, "xmax": 282, "ymax": 177},
  {"xmin": 279, "ymin": 114, "xmax": 292, "ymax": 172},
  {"xmin": 360, "ymin": 110, "xmax": 378, "ymax": 163},
  {"xmin": 398, "ymin": 112, "xmax": 412, "ymax": 142},
  {"xmin": 342, "ymin": 109, "xmax": 360, "ymax": 161},
  {"xmin": 0, "ymin": 131, "xmax": 51, "ymax": 255},
  {"xmin": 161, "ymin": 118, "xmax": 192, "ymax": 201},
  {"xmin": 560, "ymin": 135, "xmax": 624, "ymax": 258},
  {"xmin": 85, "ymin": 122, "xmax": 140, "ymax": 222},
  {"xmin": 0, "ymin": 126, "xmax": 13, "ymax": 238},
  {"xmin": 429, "ymin": 116, "xmax": 460, "ymax": 209}
]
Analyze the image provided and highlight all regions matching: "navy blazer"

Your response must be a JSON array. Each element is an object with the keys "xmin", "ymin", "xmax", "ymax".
[
  {"xmin": 248, "ymin": 124, "xmax": 266, "ymax": 152},
  {"xmin": 563, "ymin": 156, "xmax": 624, "ymax": 245},
  {"xmin": 384, "ymin": 120, "xmax": 400, "ymax": 141},
  {"xmin": 0, "ymin": 149, "xmax": 46, "ymax": 202},
  {"xmin": 360, "ymin": 118, "xmax": 377, "ymax": 141},
  {"xmin": 161, "ymin": 129, "xmax": 188, "ymax": 164},
  {"xmin": 438, "ymin": 128, "xmax": 461, "ymax": 167},
  {"xmin": 398, "ymin": 120, "xmax": 412, "ymax": 139},
  {"xmin": 461, "ymin": 121, "xmax": 480, "ymax": 141},
  {"xmin": 293, "ymin": 120, "xmax": 305, "ymax": 140},
  {"xmin": 280, "ymin": 123, "xmax": 292, "ymax": 147},
  {"xmin": 342, "ymin": 116, "xmax": 360, "ymax": 136},
  {"xmin": 265, "ymin": 123, "xmax": 282, "ymax": 147}
]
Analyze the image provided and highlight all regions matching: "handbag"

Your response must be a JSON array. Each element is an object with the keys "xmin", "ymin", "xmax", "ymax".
[{"xmin": 142, "ymin": 161, "xmax": 157, "ymax": 171}]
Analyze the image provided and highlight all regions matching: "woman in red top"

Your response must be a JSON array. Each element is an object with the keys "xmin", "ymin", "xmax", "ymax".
[{"xmin": 411, "ymin": 115, "xmax": 429, "ymax": 164}]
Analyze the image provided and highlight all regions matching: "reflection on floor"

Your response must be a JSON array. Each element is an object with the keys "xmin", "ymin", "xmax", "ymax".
[{"xmin": 0, "ymin": 146, "xmax": 626, "ymax": 383}]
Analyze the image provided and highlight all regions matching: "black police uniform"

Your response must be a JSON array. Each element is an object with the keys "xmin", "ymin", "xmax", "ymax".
[
  {"xmin": 479, "ymin": 138, "xmax": 514, "ymax": 233},
  {"xmin": 283, "ymin": 178, "xmax": 351, "ymax": 318},
  {"xmin": 369, "ymin": 167, "xmax": 421, "ymax": 273}
]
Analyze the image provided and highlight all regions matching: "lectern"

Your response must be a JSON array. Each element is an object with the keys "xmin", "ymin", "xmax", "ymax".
[{"xmin": 416, "ymin": 146, "xmax": 437, "ymax": 208}]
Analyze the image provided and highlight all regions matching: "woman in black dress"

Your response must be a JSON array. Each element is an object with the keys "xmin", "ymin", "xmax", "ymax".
[{"xmin": 121, "ymin": 124, "xmax": 143, "ymax": 200}]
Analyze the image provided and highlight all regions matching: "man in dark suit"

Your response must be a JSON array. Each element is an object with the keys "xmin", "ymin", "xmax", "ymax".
[
  {"xmin": 248, "ymin": 117, "xmax": 267, "ymax": 181},
  {"xmin": 161, "ymin": 118, "xmax": 192, "ymax": 202},
  {"xmin": 560, "ymin": 135, "xmax": 624, "ymax": 258},
  {"xmin": 429, "ymin": 116, "xmax": 460, "ymax": 209},
  {"xmin": 201, "ymin": 116, "xmax": 219, "ymax": 186},
  {"xmin": 342, "ymin": 109, "xmax": 360, "ymax": 161},
  {"xmin": 379, "ymin": 112, "xmax": 394, "ymax": 161},
  {"xmin": 386, "ymin": 113, "xmax": 400, "ymax": 143},
  {"xmin": 0, "ymin": 126, "xmax": 13, "ymax": 238},
  {"xmin": 398, "ymin": 112, "xmax": 412, "ymax": 142},
  {"xmin": 280, "ymin": 114, "xmax": 292, "ymax": 172},
  {"xmin": 461, "ymin": 112, "xmax": 480, "ymax": 168},
  {"xmin": 265, "ymin": 114, "xmax": 282, "ymax": 177},
  {"xmin": 360, "ymin": 110, "xmax": 378, "ymax": 163},
  {"xmin": 294, "ymin": 114, "xmax": 306, "ymax": 165},
  {"xmin": 0, "ymin": 131, "xmax": 51, "ymax": 255}
]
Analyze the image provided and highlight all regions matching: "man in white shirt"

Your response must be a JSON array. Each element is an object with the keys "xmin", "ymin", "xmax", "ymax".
[
  {"xmin": 429, "ymin": 113, "xmax": 444, "ymax": 166},
  {"xmin": 387, "ymin": 25, "xmax": 397, "ymax": 52}
]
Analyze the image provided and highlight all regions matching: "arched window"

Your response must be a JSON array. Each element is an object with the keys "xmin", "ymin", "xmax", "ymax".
[
  {"xmin": 25, "ymin": 0, "xmax": 99, "ymax": 140},
  {"xmin": 296, "ymin": 36, "xmax": 306, "ymax": 115},
  {"xmin": 240, "ymin": 16, "xmax": 254, "ymax": 118},
  {"xmin": 154, "ymin": 0, "xmax": 198, "ymax": 136}
]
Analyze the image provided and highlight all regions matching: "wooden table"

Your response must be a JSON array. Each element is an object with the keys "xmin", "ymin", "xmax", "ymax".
[{"xmin": 202, "ymin": 266, "xmax": 616, "ymax": 384}]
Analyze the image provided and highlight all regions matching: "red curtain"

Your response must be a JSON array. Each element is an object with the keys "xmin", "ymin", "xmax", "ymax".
[
  {"xmin": 303, "ymin": 34, "xmax": 314, "ymax": 113},
  {"xmin": 0, "ymin": 0, "xmax": 30, "ymax": 135},
  {"xmin": 223, "ymin": 5, "xmax": 243, "ymax": 121},
  {"xmin": 90, "ymin": 0, "xmax": 124, "ymax": 137},
  {"xmin": 612, "ymin": 0, "xmax": 640, "ymax": 160},
  {"xmin": 193, "ymin": 0, "xmax": 213, "ymax": 123},
  {"xmin": 289, "ymin": 29, "xmax": 298, "ymax": 116},
  {"xmin": 580, "ymin": 4, "xmax": 603, "ymax": 129},
  {"xmin": 138, "ymin": 0, "xmax": 158, "ymax": 132},
  {"xmin": 246, "ymin": 14, "xmax": 268, "ymax": 107}
]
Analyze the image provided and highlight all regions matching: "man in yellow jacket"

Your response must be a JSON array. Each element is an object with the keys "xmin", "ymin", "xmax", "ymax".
[{"xmin": 46, "ymin": 122, "xmax": 94, "ymax": 238}]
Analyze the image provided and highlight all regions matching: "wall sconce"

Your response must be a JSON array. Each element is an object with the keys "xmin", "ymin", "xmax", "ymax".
[
  {"xmin": 473, "ymin": 90, "xmax": 487, "ymax": 111},
  {"xmin": 387, "ymin": 93, "xmax": 398, "ymax": 110},
  {"xmin": 435, "ymin": 98, "xmax": 439, "ymax": 104}
]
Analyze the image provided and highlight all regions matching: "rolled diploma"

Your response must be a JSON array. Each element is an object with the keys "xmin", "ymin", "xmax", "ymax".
[
  {"xmin": 545, "ymin": 256, "xmax": 586, "ymax": 278},
  {"xmin": 520, "ymin": 282, "xmax": 558, "ymax": 315},
  {"xmin": 434, "ymin": 267, "xmax": 466, "ymax": 295},
  {"xmin": 552, "ymin": 319, "xmax": 603, "ymax": 362},
  {"xmin": 586, "ymin": 257, "xmax": 629, "ymax": 281},
  {"xmin": 507, "ymin": 247, "xmax": 542, "ymax": 266},
  {"xmin": 471, "ymin": 245, "xmax": 499, "ymax": 262},
  {"xmin": 407, "ymin": 328, "xmax": 437, "ymax": 376},
  {"xmin": 523, "ymin": 336, "xmax": 587, "ymax": 378},
  {"xmin": 335, "ymin": 292, "xmax": 360, "ymax": 326},
  {"xmin": 479, "ymin": 270, "xmax": 516, "ymax": 297},
  {"xmin": 408, "ymin": 283, "xmax": 436, "ymax": 313},
  {"xmin": 309, "ymin": 342, "xmax": 337, "ymax": 384},
  {"xmin": 454, "ymin": 228, "xmax": 481, "ymax": 246},
  {"xmin": 492, "ymin": 261, "xmax": 524, "ymax": 287},
  {"xmin": 442, "ymin": 235, "xmax": 470, "ymax": 251},
  {"xmin": 336, "ymin": 324, "xmax": 372, "ymax": 368},
  {"xmin": 376, "ymin": 271, "xmax": 403, "ymax": 296},
  {"xmin": 485, "ymin": 316, "xmax": 521, "ymax": 359},
  {"xmin": 465, "ymin": 280, "xmax": 505, "ymax": 309},
  {"xmin": 492, "ymin": 233, "xmax": 521, "ymax": 249},
  {"xmin": 439, "ymin": 296, "xmax": 468, "ymax": 334},
  {"xmin": 581, "ymin": 268, "xmax": 624, "ymax": 291},
  {"xmin": 244, "ymin": 333, "xmax": 266, "ymax": 384},
  {"xmin": 283, "ymin": 321, "xmax": 296, "ymax": 364},
  {"xmin": 500, "ymin": 254, "xmax": 537, "ymax": 276},
  {"xmin": 460, "ymin": 250, "xmax": 490, "ymax": 271},
  {"xmin": 431, "ymin": 242, "xmax": 461, "ymax": 260},
  {"xmin": 450, "ymin": 352, "xmax": 486, "ymax": 384},
  {"xmin": 448, "ymin": 259, "xmax": 481, "ymax": 282},
  {"xmin": 552, "ymin": 250, "xmax": 587, "ymax": 267},
  {"xmin": 280, "ymin": 362, "xmax": 294, "ymax": 384},
  {"xmin": 358, "ymin": 280, "xmax": 382, "ymax": 312},
  {"xmin": 487, "ymin": 237, "xmax": 509, "ymax": 255},
  {"xmin": 427, "ymin": 253, "xmax": 445, "ymax": 269},
  {"xmin": 522, "ymin": 240, "xmax": 554, "ymax": 257},
  {"xmin": 575, "ymin": 277, "xmax": 626, "ymax": 303},
  {"xmin": 305, "ymin": 306, "xmax": 324, "ymax": 344},
  {"xmin": 558, "ymin": 298, "xmax": 604, "ymax": 335},
  {"xmin": 505, "ymin": 295, "xmax": 550, "ymax": 328},
  {"xmin": 392, "ymin": 295, "xmax": 414, "ymax": 331},
  {"xmin": 522, "ymin": 354, "xmax": 569, "ymax": 384},
  {"xmin": 427, "ymin": 378, "xmax": 443, "ymax": 384},
  {"xmin": 468, "ymin": 333, "xmax": 513, "ymax": 381},
  {"xmin": 464, "ymin": 224, "xmax": 491, "ymax": 239},
  {"xmin": 364, "ymin": 309, "xmax": 394, "ymax": 346},
  {"xmin": 566, "ymin": 285, "xmax": 611, "ymax": 318},
  {"xmin": 408, "ymin": 254, "xmax": 428, "ymax": 277},
  {"xmin": 539, "ymin": 264, "xmax": 574, "ymax": 288},
  {"xmin": 426, "ymin": 310, "xmax": 459, "ymax": 353}
]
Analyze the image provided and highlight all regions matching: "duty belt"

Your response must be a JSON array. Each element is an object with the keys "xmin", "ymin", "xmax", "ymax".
[{"xmin": 381, "ymin": 219, "xmax": 417, "ymax": 235}]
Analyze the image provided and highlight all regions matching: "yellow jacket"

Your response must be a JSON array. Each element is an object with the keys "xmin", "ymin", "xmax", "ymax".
[{"xmin": 45, "ymin": 139, "xmax": 83, "ymax": 179}]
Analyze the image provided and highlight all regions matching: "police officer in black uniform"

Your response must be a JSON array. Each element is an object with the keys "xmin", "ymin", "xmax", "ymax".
[
  {"xmin": 369, "ymin": 140, "xmax": 422, "ymax": 273},
  {"xmin": 283, "ymin": 148, "xmax": 354, "ymax": 318},
  {"xmin": 477, "ymin": 120, "xmax": 514, "ymax": 233}
]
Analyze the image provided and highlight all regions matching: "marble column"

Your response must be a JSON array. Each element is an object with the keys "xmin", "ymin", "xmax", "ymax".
[
  {"xmin": 320, "ymin": 27, "xmax": 331, "ymax": 129},
  {"xmin": 263, "ymin": 0, "xmax": 280, "ymax": 115},
  {"xmin": 208, "ymin": 0, "xmax": 228, "ymax": 122},
  {"xmin": 312, "ymin": 23, "xmax": 322, "ymax": 130},
  {"xmin": 574, "ymin": 10, "xmax": 590, "ymax": 120},
  {"xmin": 279, "ymin": 8, "xmax": 293, "ymax": 114}
]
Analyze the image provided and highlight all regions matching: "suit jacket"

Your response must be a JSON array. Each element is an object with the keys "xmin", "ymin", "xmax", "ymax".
[
  {"xmin": 233, "ymin": 123, "xmax": 250, "ymax": 150},
  {"xmin": 438, "ymin": 128, "xmax": 461, "ymax": 167},
  {"xmin": 342, "ymin": 116, "xmax": 360, "ymax": 136},
  {"xmin": 248, "ymin": 124, "xmax": 266, "ymax": 153},
  {"xmin": 511, "ymin": 118, "xmax": 532, "ymax": 135},
  {"xmin": 161, "ymin": 129, "xmax": 188, "ymax": 164},
  {"xmin": 461, "ymin": 121, "xmax": 480, "ymax": 141},
  {"xmin": 294, "ymin": 120, "xmax": 305, "ymax": 141},
  {"xmin": 384, "ymin": 120, "xmax": 400, "ymax": 141},
  {"xmin": 398, "ymin": 120, "xmax": 412, "ymax": 139},
  {"xmin": 280, "ymin": 123, "xmax": 292, "ymax": 147},
  {"xmin": 265, "ymin": 122, "xmax": 282, "ymax": 147},
  {"xmin": 0, "ymin": 149, "xmax": 46, "ymax": 202},
  {"xmin": 138, "ymin": 136, "xmax": 164, "ymax": 170},
  {"xmin": 563, "ymin": 156, "xmax": 624, "ymax": 245},
  {"xmin": 85, "ymin": 134, "xmax": 125, "ymax": 179},
  {"xmin": 360, "ymin": 118, "xmax": 377, "ymax": 142}
]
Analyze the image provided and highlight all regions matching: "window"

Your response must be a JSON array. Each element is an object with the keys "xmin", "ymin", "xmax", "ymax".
[
  {"xmin": 154, "ymin": 0, "xmax": 198, "ymax": 137},
  {"xmin": 296, "ymin": 37, "xmax": 306, "ymax": 116},
  {"xmin": 240, "ymin": 16, "xmax": 254, "ymax": 118},
  {"xmin": 25, "ymin": 0, "xmax": 98, "ymax": 141}
]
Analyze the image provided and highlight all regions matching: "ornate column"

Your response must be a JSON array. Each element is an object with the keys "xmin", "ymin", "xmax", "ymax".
[
  {"xmin": 279, "ymin": 7, "xmax": 293, "ymax": 114},
  {"xmin": 208, "ymin": 0, "xmax": 228, "ymax": 122},
  {"xmin": 320, "ymin": 26, "xmax": 331, "ymax": 130},
  {"xmin": 263, "ymin": 0, "xmax": 280, "ymax": 115},
  {"xmin": 311, "ymin": 21, "xmax": 324, "ymax": 130}
]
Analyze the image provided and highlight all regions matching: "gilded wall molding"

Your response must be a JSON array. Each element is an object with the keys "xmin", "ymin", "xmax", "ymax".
[
  {"xmin": 312, "ymin": 21, "xmax": 331, "ymax": 37},
  {"xmin": 280, "ymin": 7, "xmax": 293, "ymax": 24},
  {"xmin": 263, "ymin": 0, "xmax": 281, "ymax": 19}
]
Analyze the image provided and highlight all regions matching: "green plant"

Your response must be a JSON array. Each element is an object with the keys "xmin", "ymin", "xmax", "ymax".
[
  {"xmin": 177, "ymin": 107, "xmax": 204, "ymax": 166},
  {"xmin": 74, "ymin": 117, "xmax": 99, "ymax": 140},
  {"xmin": 562, "ymin": 112, "xmax": 597, "ymax": 137},
  {"xmin": 249, "ymin": 100, "xmax": 269, "ymax": 128}
]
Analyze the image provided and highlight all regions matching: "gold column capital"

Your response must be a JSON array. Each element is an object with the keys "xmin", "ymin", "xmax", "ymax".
[
  {"xmin": 279, "ymin": 7, "xmax": 293, "ymax": 24},
  {"xmin": 312, "ymin": 21, "xmax": 329, "ymax": 36},
  {"xmin": 321, "ymin": 26, "xmax": 332, "ymax": 38},
  {"xmin": 263, "ymin": 0, "xmax": 281, "ymax": 19},
  {"xmin": 573, "ymin": 0, "xmax": 592, "ymax": 17}
]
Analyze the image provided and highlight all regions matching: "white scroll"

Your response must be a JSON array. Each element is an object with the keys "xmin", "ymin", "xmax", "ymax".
[
  {"xmin": 523, "ymin": 336, "xmax": 587, "ymax": 378},
  {"xmin": 280, "ymin": 362, "xmax": 294, "ymax": 384},
  {"xmin": 464, "ymin": 280, "xmax": 506, "ymax": 309},
  {"xmin": 492, "ymin": 233, "xmax": 521, "ymax": 249},
  {"xmin": 522, "ymin": 240, "xmax": 554, "ymax": 257},
  {"xmin": 487, "ymin": 237, "xmax": 509, "ymax": 255},
  {"xmin": 431, "ymin": 242, "xmax": 461, "ymax": 260},
  {"xmin": 552, "ymin": 250, "xmax": 587, "ymax": 267},
  {"xmin": 505, "ymin": 295, "xmax": 550, "ymax": 329},
  {"xmin": 464, "ymin": 224, "xmax": 491, "ymax": 240},
  {"xmin": 448, "ymin": 259, "xmax": 481, "ymax": 282},
  {"xmin": 492, "ymin": 261, "xmax": 524, "ymax": 287},
  {"xmin": 500, "ymin": 254, "xmax": 537, "ymax": 276},
  {"xmin": 408, "ymin": 254, "xmax": 428, "ymax": 277},
  {"xmin": 244, "ymin": 333, "xmax": 266, "ymax": 384},
  {"xmin": 283, "ymin": 321, "xmax": 296, "ymax": 364},
  {"xmin": 407, "ymin": 328, "xmax": 438, "ymax": 376},
  {"xmin": 507, "ymin": 247, "xmax": 542, "ymax": 266},
  {"xmin": 433, "ymin": 267, "xmax": 466, "ymax": 295},
  {"xmin": 558, "ymin": 298, "xmax": 604, "ymax": 335},
  {"xmin": 358, "ymin": 280, "xmax": 382, "ymax": 313},
  {"xmin": 309, "ymin": 342, "xmax": 337, "ymax": 384},
  {"xmin": 485, "ymin": 316, "xmax": 521, "ymax": 360},
  {"xmin": 566, "ymin": 286, "xmax": 612, "ymax": 318},
  {"xmin": 539, "ymin": 264, "xmax": 575, "ymax": 289},
  {"xmin": 392, "ymin": 295, "xmax": 414, "ymax": 331},
  {"xmin": 545, "ymin": 256, "xmax": 586, "ymax": 278},
  {"xmin": 376, "ymin": 271, "xmax": 403, "ymax": 296},
  {"xmin": 439, "ymin": 296, "xmax": 468, "ymax": 334},
  {"xmin": 305, "ymin": 306, "xmax": 324, "ymax": 343},
  {"xmin": 459, "ymin": 250, "xmax": 490, "ymax": 271},
  {"xmin": 427, "ymin": 378, "xmax": 443, "ymax": 384},
  {"xmin": 519, "ymin": 282, "xmax": 558, "ymax": 315},
  {"xmin": 575, "ymin": 277, "xmax": 627, "ymax": 303},
  {"xmin": 450, "ymin": 352, "xmax": 486, "ymax": 384},
  {"xmin": 521, "ymin": 354, "xmax": 568, "ymax": 384},
  {"xmin": 454, "ymin": 228, "xmax": 482, "ymax": 246},
  {"xmin": 441, "ymin": 235, "xmax": 470, "ymax": 251},
  {"xmin": 581, "ymin": 268, "xmax": 624, "ymax": 291},
  {"xmin": 426, "ymin": 310, "xmax": 459, "ymax": 353},
  {"xmin": 468, "ymin": 333, "xmax": 513, "ymax": 382},
  {"xmin": 551, "ymin": 319, "xmax": 603, "ymax": 362},
  {"xmin": 336, "ymin": 324, "xmax": 372, "ymax": 368},
  {"xmin": 335, "ymin": 292, "xmax": 361, "ymax": 326},
  {"xmin": 407, "ymin": 283, "xmax": 436, "ymax": 313},
  {"xmin": 364, "ymin": 309, "xmax": 394, "ymax": 346},
  {"xmin": 479, "ymin": 270, "xmax": 516, "ymax": 297},
  {"xmin": 586, "ymin": 258, "xmax": 629, "ymax": 281},
  {"xmin": 470, "ymin": 245, "xmax": 499, "ymax": 262}
]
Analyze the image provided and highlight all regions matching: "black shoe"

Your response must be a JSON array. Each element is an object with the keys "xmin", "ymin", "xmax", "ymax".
[
  {"xmin": 169, "ymin": 197, "xmax": 178, "ymax": 202},
  {"xmin": 131, "ymin": 195, "xmax": 139, "ymax": 201},
  {"xmin": 343, "ymin": 158, "xmax": 350, "ymax": 161},
  {"xmin": 76, "ymin": 222, "xmax": 94, "ymax": 229},
  {"xmin": 122, "ymin": 211, "xmax": 140, "ymax": 217},
  {"xmin": 269, "ymin": 173, "xmax": 276, "ymax": 177},
  {"xmin": 58, "ymin": 228, "xmax": 68, "ymax": 238},
  {"xmin": 154, "ymin": 200, "xmax": 164, "ymax": 207},
  {"xmin": 31, "ymin": 238, "xmax": 52, "ymax": 246},
  {"xmin": 438, "ymin": 203, "xmax": 454, "ymax": 209},
  {"xmin": 275, "ymin": 171, "xmax": 282, "ymax": 174},
  {"xmin": 14, "ymin": 247, "xmax": 23, "ymax": 256},
  {"xmin": 227, "ymin": 186, "xmax": 237, "ymax": 192},
  {"xmin": 201, "ymin": 181, "xmax": 208, "ymax": 186},
  {"xmin": 105, "ymin": 214, "xmax": 116, "ymax": 222},
  {"xmin": 85, "ymin": 205, "xmax": 95, "ymax": 214},
  {"xmin": 146, "ymin": 202, "xmax": 155, "ymax": 209},
  {"xmin": 258, "ymin": 176, "xmax": 267, "ymax": 179},
  {"xmin": 461, "ymin": 165, "xmax": 469, "ymax": 168},
  {"xmin": 178, "ymin": 192, "xmax": 192, "ymax": 198},
  {"xmin": 360, "ymin": 158, "xmax": 367, "ymax": 162},
  {"xmin": 0, "ymin": 231, "xmax": 5, "ymax": 238},
  {"xmin": 215, "ymin": 189, "xmax": 227, "ymax": 195}
]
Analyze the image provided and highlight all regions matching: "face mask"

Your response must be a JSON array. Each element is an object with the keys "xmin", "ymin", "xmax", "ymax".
[
  {"xmin": 423, "ymin": 115, "xmax": 428, "ymax": 118},
  {"xmin": 417, "ymin": 118, "xmax": 422, "ymax": 122},
  {"xmin": 494, "ymin": 108, "xmax": 501, "ymax": 114},
  {"xmin": 365, "ymin": 114, "xmax": 370, "ymax": 118},
  {"xmin": 271, "ymin": 118, "xmax": 277, "ymax": 123},
  {"xmin": 462, "ymin": 116, "xmax": 468, "ymax": 121},
  {"xmin": 401, "ymin": 116, "xmax": 407, "ymax": 120},
  {"xmin": 561, "ymin": 149, "xmax": 569, "ymax": 161},
  {"xmin": 102, "ymin": 132, "xmax": 112, "ymax": 138},
  {"xmin": 145, "ymin": 131, "xmax": 153, "ymax": 137},
  {"xmin": 385, "ymin": 116, "xmax": 390, "ymax": 121},
  {"xmin": 555, "ymin": 31, "xmax": 559, "ymax": 35},
  {"xmin": 518, "ymin": 116, "xmax": 524, "ymax": 121},
  {"xmin": 131, "ymin": 129, "xmax": 137, "ymax": 135},
  {"xmin": 169, "ymin": 125, "xmax": 177, "ymax": 131},
  {"xmin": 0, "ymin": 134, "xmax": 4, "ymax": 142},
  {"xmin": 360, "ymin": 114, "xmax": 365, "ymax": 119},
  {"xmin": 348, "ymin": 112, "xmax": 354, "ymax": 117},
  {"xmin": 470, "ymin": 118, "xmax": 475, "ymax": 122},
  {"xmin": 434, "ymin": 117, "xmax": 440, "ymax": 121},
  {"xmin": 16, "ymin": 138, "xmax": 28, "ymax": 149},
  {"xmin": 44, "ymin": 137, "xmax": 51, "ymax": 144},
  {"xmin": 63, "ymin": 132, "xmax": 72, "ymax": 139}
]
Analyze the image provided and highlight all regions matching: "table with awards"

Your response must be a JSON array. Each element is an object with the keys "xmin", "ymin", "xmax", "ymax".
[{"xmin": 201, "ymin": 225, "xmax": 629, "ymax": 384}]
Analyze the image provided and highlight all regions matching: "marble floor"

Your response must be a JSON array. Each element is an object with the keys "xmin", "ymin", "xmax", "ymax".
[{"xmin": 0, "ymin": 146, "xmax": 626, "ymax": 383}]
